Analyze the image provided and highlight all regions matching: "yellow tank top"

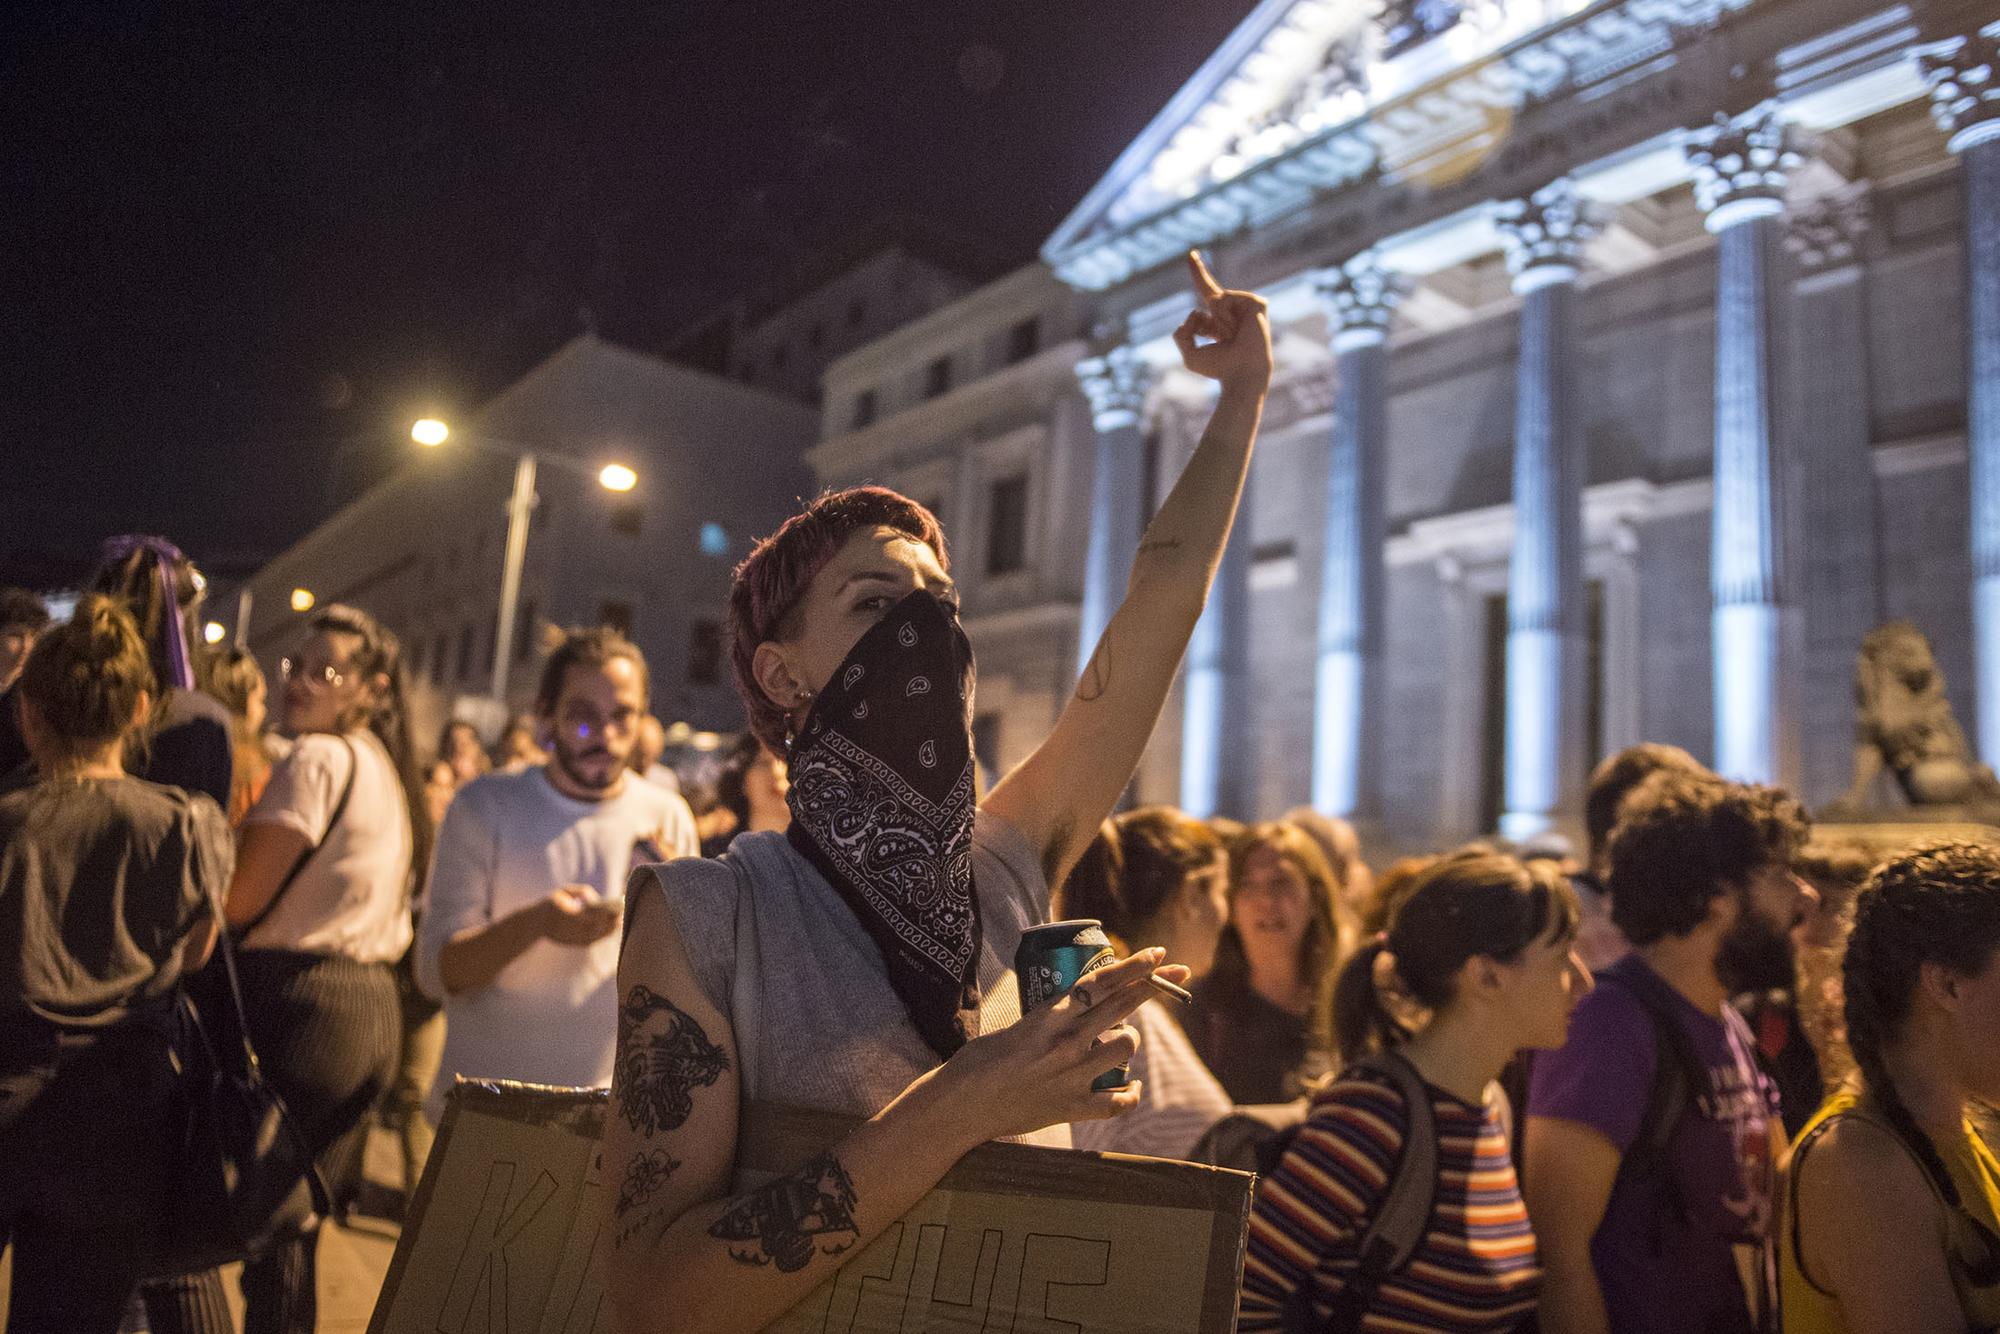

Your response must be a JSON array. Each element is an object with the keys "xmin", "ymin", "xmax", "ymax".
[{"xmin": 1781, "ymin": 1089, "xmax": 2000, "ymax": 1334}]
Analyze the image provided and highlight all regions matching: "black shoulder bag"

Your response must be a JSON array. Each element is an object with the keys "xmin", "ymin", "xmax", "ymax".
[{"xmin": 143, "ymin": 737, "xmax": 356, "ymax": 1278}]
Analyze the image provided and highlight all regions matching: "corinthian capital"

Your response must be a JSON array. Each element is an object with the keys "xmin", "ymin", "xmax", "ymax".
[
  {"xmin": 1313, "ymin": 251, "xmax": 1412, "ymax": 352},
  {"xmin": 1916, "ymin": 21, "xmax": 2000, "ymax": 155},
  {"xmin": 1784, "ymin": 183, "xmax": 1871, "ymax": 272},
  {"xmin": 1492, "ymin": 178, "xmax": 1604, "ymax": 293},
  {"xmin": 1685, "ymin": 104, "xmax": 1806, "ymax": 231},
  {"xmin": 1075, "ymin": 345, "xmax": 1155, "ymax": 432}
]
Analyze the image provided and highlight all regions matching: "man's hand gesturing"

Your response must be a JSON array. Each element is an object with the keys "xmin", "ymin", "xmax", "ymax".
[{"xmin": 1172, "ymin": 251, "xmax": 1273, "ymax": 395}]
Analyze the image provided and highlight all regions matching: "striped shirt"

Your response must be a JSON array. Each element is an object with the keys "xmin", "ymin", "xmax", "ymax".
[{"xmin": 1240, "ymin": 1068, "xmax": 1541, "ymax": 1333}]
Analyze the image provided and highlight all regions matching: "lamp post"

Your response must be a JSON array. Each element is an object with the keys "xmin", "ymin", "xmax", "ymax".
[{"xmin": 411, "ymin": 419, "xmax": 636, "ymax": 708}]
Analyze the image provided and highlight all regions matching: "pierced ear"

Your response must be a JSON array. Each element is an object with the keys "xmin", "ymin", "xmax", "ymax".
[{"xmin": 750, "ymin": 641, "xmax": 807, "ymax": 711}]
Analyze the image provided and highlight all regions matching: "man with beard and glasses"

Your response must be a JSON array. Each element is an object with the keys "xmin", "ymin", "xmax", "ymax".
[
  {"xmin": 598, "ymin": 254, "xmax": 1272, "ymax": 1334},
  {"xmin": 1524, "ymin": 771, "xmax": 1814, "ymax": 1334},
  {"xmin": 413, "ymin": 627, "xmax": 696, "ymax": 1126}
]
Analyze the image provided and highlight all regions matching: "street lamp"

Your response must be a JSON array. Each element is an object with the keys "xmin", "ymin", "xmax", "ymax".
[
  {"xmin": 412, "ymin": 419, "xmax": 639, "ymax": 707},
  {"xmin": 202, "ymin": 621, "xmax": 227, "ymax": 646},
  {"xmin": 291, "ymin": 588, "xmax": 316, "ymax": 613}
]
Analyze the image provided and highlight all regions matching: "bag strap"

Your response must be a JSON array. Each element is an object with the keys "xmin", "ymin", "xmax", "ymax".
[
  {"xmin": 238, "ymin": 736, "xmax": 358, "ymax": 941},
  {"xmin": 1283, "ymin": 1050, "xmax": 1439, "ymax": 1334},
  {"xmin": 1602, "ymin": 967, "xmax": 1703, "ymax": 1186}
]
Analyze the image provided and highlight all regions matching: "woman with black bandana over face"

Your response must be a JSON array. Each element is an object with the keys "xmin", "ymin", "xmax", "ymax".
[{"xmin": 602, "ymin": 253, "xmax": 1272, "ymax": 1334}]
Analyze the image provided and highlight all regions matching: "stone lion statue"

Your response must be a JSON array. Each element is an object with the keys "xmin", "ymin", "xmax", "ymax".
[{"xmin": 1835, "ymin": 621, "xmax": 2000, "ymax": 814}]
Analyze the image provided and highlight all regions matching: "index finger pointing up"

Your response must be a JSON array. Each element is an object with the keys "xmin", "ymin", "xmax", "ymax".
[{"xmin": 1187, "ymin": 250, "xmax": 1225, "ymax": 306}]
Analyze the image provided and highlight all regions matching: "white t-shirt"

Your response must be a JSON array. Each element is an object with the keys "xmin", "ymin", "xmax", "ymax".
[
  {"xmin": 1069, "ymin": 998, "xmax": 1233, "ymax": 1159},
  {"xmin": 241, "ymin": 729, "xmax": 414, "ymax": 964},
  {"xmin": 416, "ymin": 767, "xmax": 697, "ymax": 1122}
]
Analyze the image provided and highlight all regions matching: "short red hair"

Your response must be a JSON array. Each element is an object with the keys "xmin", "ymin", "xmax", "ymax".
[{"xmin": 729, "ymin": 487, "xmax": 949, "ymax": 755}]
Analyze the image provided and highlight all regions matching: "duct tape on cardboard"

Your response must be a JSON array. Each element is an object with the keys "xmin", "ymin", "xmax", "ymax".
[{"xmin": 367, "ymin": 1078, "xmax": 1253, "ymax": 1334}]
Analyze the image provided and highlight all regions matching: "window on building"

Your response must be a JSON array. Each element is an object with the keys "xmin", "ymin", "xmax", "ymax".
[
  {"xmin": 1478, "ymin": 580, "xmax": 1606, "ymax": 836},
  {"xmin": 611, "ymin": 502, "xmax": 644, "ymax": 538},
  {"xmin": 847, "ymin": 297, "xmax": 867, "ymax": 328},
  {"xmin": 924, "ymin": 356, "xmax": 952, "ymax": 400},
  {"xmin": 986, "ymin": 474, "xmax": 1029, "ymax": 577},
  {"xmin": 515, "ymin": 597, "xmax": 538, "ymax": 662},
  {"xmin": 687, "ymin": 619, "xmax": 723, "ymax": 686},
  {"xmin": 456, "ymin": 623, "xmax": 477, "ymax": 683},
  {"xmin": 852, "ymin": 389, "xmax": 877, "ymax": 430},
  {"xmin": 1006, "ymin": 316, "xmax": 1040, "ymax": 365},
  {"xmin": 597, "ymin": 600, "xmax": 634, "ymax": 637}
]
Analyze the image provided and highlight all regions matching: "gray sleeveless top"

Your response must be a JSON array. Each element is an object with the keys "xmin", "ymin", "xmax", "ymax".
[{"xmin": 634, "ymin": 809, "xmax": 1069, "ymax": 1147}]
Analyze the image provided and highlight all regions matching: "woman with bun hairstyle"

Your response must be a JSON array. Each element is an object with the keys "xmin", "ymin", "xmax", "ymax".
[
  {"xmin": 1057, "ymin": 806, "xmax": 1235, "ymax": 1158},
  {"xmin": 1188, "ymin": 819, "xmax": 1355, "ymax": 1104},
  {"xmin": 1781, "ymin": 842, "xmax": 2000, "ymax": 1334},
  {"xmin": 0, "ymin": 596, "xmax": 231, "ymax": 1333},
  {"xmin": 1239, "ymin": 849, "xmax": 1591, "ymax": 1333}
]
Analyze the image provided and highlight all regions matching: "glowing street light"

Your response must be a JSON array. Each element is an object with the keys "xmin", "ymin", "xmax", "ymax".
[
  {"xmin": 406, "ymin": 416, "xmax": 638, "ymax": 704},
  {"xmin": 202, "ymin": 621, "xmax": 227, "ymax": 645},
  {"xmin": 290, "ymin": 588, "xmax": 316, "ymax": 613}
]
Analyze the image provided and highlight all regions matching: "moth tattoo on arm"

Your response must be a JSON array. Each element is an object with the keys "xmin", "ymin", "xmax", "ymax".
[
  {"xmin": 707, "ymin": 1152, "xmax": 860, "ymax": 1273},
  {"xmin": 615, "ymin": 984, "xmax": 730, "ymax": 1138}
]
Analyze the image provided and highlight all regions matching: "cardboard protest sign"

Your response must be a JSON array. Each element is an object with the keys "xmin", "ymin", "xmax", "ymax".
[{"xmin": 369, "ymin": 1079, "xmax": 1252, "ymax": 1334}]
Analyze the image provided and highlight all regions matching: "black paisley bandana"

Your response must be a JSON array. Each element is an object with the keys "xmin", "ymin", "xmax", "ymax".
[{"xmin": 785, "ymin": 589, "xmax": 981, "ymax": 1060}]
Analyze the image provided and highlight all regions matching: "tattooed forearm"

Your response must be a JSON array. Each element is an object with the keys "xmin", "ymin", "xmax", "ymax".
[
  {"xmin": 1075, "ymin": 636, "xmax": 1112, "ymax": 703},
  {"xmin": 615, "ymin": 1149, "xmax": 680, "ymax": 1218},
  {"xmin": 707, "ymin": 1152, "xmax": 860, "ymax": 1273},
  {"xmin": 613, "ymin": 1149, "xmax": 684, "ymax": 1248},
  {"xmin": 615, "ymin": 984, "xmax": 729, "ymax": 1138}
]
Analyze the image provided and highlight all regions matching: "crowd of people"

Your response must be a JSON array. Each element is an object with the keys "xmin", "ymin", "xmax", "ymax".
[{"xmin": 4, "ymin": 256, "xmax": 1999, "ymax": 1334}]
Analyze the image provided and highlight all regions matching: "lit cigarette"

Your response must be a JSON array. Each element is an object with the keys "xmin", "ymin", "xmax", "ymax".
[{"xmin": 1148, "ymin": 973, "xmax": 1193, "ymax": 1006}]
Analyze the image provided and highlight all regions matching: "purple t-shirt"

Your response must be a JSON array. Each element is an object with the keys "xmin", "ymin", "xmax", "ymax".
[{"xmin": 1528, "ymin": 954, "xmax": 1778, "ymax": 1334}]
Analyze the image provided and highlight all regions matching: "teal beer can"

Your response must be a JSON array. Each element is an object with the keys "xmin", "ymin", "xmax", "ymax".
[{"xmin": 1014, "ymin": 919, "xmax": 1129, "ymax": 1091}]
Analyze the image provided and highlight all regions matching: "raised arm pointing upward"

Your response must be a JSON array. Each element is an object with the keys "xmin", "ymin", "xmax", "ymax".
[{"xmin": 603, "ymin": 252, "xmax": 1272, "ymax": 1334}]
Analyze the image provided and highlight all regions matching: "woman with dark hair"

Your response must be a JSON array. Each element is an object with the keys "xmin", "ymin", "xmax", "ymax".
[
  {"xmin": 599, "ymin": 254, "xmax": 1270, "ymax": 1334},
  {"xmin": 1057, "ymin": 806, "xmax": 1234, "ymax": 1158},
  {"xmin": 165, "ymin": 603, "xmax": 432, "ymax": 1334},
  {"xmin": 0, "ymin": 596, "xmax": 229, "ymax": 1333},
  {"xmin": 1781, "ymin": 841, "xmax": 2000, "ymax": 1333},
  {"xmin": 436, "ymin": 717, "xmax": 491, "ymax": 788},
  {"xmin": 698, "ymin": 731, "xmax": 790, "ymax": 856},
  {"xmin": 1187, "ymin": 819, "xmax": 1356, "ymax": 1104},
  {"xmin": 90, "ymin": 535, "xmax": 233, "ymax": 812},
  {"xmin": 1239, "ymin": 849, "xmax": 1589, "ymax": 1332}
]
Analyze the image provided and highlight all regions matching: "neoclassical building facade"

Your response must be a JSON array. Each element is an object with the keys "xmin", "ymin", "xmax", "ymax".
[{"xmin": 810, "ymin": 0, "xmax": 2000, "ymax": 853}]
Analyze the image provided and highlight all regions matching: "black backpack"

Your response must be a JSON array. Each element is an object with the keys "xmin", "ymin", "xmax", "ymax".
[{"xmin": 1194, "ymin": 1049, "xmax": 1508, "ymax": 1334}]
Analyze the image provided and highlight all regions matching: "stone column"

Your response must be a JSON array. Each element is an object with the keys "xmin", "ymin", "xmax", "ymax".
[
  {"xmin": 1309, "ymin": 252, "xmax": 1409, "ymax": 820},
  {"xmin": 1181, "ymin": 408, "xmax": 1251, "ymax": 817},
  {"xmin": 1074, "ymin": 346, "xmax": 1156, "ymax": 679},
  {"xmin": 1787, "ymin": 184, "xmax": 1876, "ymax": 802},
  {"xmin": 1687, "ymin": 104, "xmax": 1804, "ymax": 788},
  {"xmin": 1919, "ymin": 22, "xmax": 2000, "ymax": 768},
  {"xmin": 1493, "ymin": 178, "xmax": 1601, "ymax": 841}
]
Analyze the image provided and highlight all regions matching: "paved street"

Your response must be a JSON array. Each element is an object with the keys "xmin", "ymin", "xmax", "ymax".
[{"xmin": 0, "ymin": 1125, "xmax": 405, "ymax": 1333}]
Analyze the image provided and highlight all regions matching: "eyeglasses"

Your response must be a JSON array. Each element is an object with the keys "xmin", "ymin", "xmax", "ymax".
[{"xmin": 280, "ymin": 657, "xmax": 347, "ymax": 690}]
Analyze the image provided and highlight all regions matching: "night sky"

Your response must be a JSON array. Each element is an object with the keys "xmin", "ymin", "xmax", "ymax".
[{"xmin": 1, "ymin": 0, "xmax": 1246, "ymax": 584}]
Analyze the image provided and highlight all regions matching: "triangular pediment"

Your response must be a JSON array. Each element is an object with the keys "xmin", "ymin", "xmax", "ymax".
[{"xmin": 1042, "ymin": 0, "xmax": 1760, "ymax": 290}]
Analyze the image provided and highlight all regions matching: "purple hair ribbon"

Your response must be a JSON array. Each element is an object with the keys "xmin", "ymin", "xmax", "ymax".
[{"xmin": 100, "ymin": 534, "xmax": 197, "ymax": 692}]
